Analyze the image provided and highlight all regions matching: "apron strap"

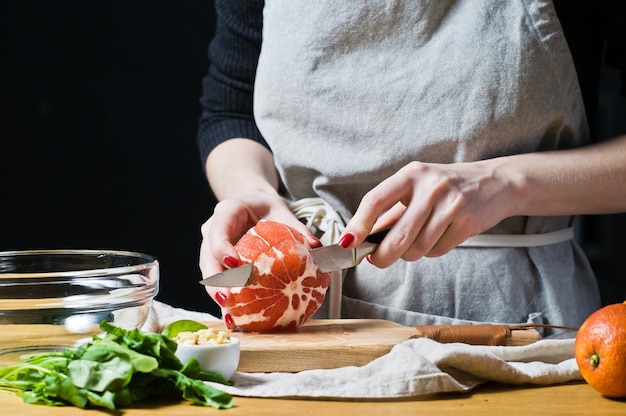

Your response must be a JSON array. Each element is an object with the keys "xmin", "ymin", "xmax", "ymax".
[
  {"xmin": 459, "ymin": 227, "xmax": 574, "ymax": 248},
  {"xmin": 289, "ymin": 197, "xmax": 346, "ymax": 319}
]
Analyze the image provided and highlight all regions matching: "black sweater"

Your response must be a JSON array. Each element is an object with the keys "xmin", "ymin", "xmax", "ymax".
[{"xmin": 197, "ymin": 0, "xmax": 626, "ymax": 166}]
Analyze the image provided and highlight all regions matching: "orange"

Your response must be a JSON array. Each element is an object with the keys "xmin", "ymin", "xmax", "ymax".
[{"xmin": 574, "ymin": 301, "xmax": 626, "ymax": 399}]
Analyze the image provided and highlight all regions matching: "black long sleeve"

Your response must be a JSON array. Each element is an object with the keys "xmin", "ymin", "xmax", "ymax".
[{"xmin": 196, "ymin": 0, "xmax": 265, "ymax": 168}]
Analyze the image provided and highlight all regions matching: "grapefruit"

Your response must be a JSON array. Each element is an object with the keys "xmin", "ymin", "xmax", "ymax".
[
  {"xmin": 225, "ymin": 220, "xmax": 331, "ymax": 332},
  {"xmin": 574, "ymin": 301, "xmax": 626, "ymax": 399}
]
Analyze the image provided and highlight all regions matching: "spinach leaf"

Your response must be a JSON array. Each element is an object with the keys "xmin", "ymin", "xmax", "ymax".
[
  {"xmin": 68, "ymin": 356, "xmax": 133, "ymax": 392},
  {"xmin": 0, "ymin": 321, "xmax": 233, "ymax": 410},
  {"xmin": 100, "ymin": 321, "xmax": 182, "ymax": 370},
  {"xmin": 180, "ymin": 356, "xmax": 234, "ymax": 386},
  {"xmin": 78, "ymin": 340, "xmax": 159, "ymax": 372},
  {"xmin": 155, "ymin": 367, "xmax": 234, "ymax": 409}
]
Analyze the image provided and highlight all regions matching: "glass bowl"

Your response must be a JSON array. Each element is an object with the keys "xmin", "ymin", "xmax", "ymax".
[{"xmin": 0, "ymin": 249, "xmax": 159, "ymax": 365}]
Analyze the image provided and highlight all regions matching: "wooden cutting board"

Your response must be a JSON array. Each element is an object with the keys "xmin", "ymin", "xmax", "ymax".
[{"xmin": 203, "ymin": 319, "xmax": 542, "ymax": 373}]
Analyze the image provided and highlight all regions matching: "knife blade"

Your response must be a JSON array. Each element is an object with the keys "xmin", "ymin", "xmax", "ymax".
[
  {"xmin": 199, "ymin": 227, "xmax": 390, "ymax": 287},
  {"xmin": 308, "ymin": 227, "xmax": 390, "ymax": 272},
  {"xmin": 199, "ymin": 263, "xmax": 253, "ymax": 288}
]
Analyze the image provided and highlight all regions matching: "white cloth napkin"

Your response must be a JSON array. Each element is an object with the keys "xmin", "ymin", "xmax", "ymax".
[
  {"xmin": 144, "ymin": 301, "xmax": 582, "ymax": 398},
  {"xmin": 141, "ymin": 300, "xmax": 221, "ymax": 333}
]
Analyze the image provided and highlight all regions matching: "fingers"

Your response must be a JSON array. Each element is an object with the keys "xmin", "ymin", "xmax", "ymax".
[
  {"xmin": 340, "ymin": 164, "xmax": 429, "ymax": 267},
  {"xmin": 423, "ymin": 220, "xmax": 476, "ymax": 258},
  {"xmin": 203, "ymin": 285, "xmax": 235, "ymax": 328},
  {"xmin": 199, "ymin": 201, "xmax": 254, "ymax": 326},
  {"xmin": 372, "ymin": 202, "xmax": 406, "ymax": 231},
  {"xmin": 340, "ymin": 172, "xmax": 415, "ymax": 246},
  {"xmin": 207, "ymin": 199, "xmax": 260, "ymax": 264},
  {"xmin": 397, "ymin": 210, "xmax": 477, "ymax": 261},
  {"xmin": 200, "ymin": 218, "xmax": 235, "ymax": 275},
  {"xmin": 392, "ymin": 189, "xmax": 464, "ymax": 261},
  {"xmin": 341, "ymin": 162, "xmax": 488, "ymax": 268}
]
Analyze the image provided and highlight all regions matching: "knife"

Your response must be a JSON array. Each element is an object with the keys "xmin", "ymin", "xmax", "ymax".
[{"xmin": 199, "ymin": 227, "xmax": 390, "ymax": 287}]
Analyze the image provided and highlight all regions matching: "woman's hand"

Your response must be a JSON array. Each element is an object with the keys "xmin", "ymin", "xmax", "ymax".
[
  {"xmin": 339, "ymin": 160, "xmax": 516, "ymax": 268},
  {"xmin": 340, "ymin": 134, "xmax": 626, "ymax": 268},
  {"xmin": 199, "ymin": 138, "xmax": 317, "ymax": 325}
]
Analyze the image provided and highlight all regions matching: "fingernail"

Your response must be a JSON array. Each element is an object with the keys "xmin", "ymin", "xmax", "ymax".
[
  {"xmin": 223, "ymin": 255, "xmax": 239, "ymax": 268},
  {"xmin": 215, "ymin": 291, "xmax": 227, "ymax": 306},
  {"xmin": 310, "ymin": 236, "xmax": 322, "ymax": 248},
  {"xmin": 224, "ymin": 313, "xmax": 235, "ymax": 330},
  {"xmin": 366, "ymin": 254, "xmax": 373, "ymax": 264},
  {"xmin": 338, "ymin": 233, "xmax": 355, "ymax": 248}
]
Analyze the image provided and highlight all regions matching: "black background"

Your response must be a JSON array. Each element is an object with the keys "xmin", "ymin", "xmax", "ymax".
[
  {"xmin": 2, "ymin": 1, "xmax": 219, "ymax": 315},
  {"xmin": 2, "ymin": 1, "xmax": 625, "ymax": 318}
]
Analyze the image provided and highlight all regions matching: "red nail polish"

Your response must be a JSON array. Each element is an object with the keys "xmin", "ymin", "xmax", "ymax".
[
  {"xmin": 338, "ymin": 233, "xmax": 355, "ymax": 248},
  {"xmin": 215, "ymin": 291, "xmax": 227, "ymax": 306},
  {"xmin": 310, "ymin": 236, "xmax": 322, "ymax": 248},
  {"xmin": 365, "ymin": 254, "xmax": 373, "ymax": 264},
  {"xmin": 224, "ymin": 313, "xmax": 235, "ymax": 330},
  {"xmin": 223, "ymin": 255, "xmax": 239, "ymax": 268}
]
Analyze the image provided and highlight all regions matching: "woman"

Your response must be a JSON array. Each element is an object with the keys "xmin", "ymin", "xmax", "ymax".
[{"xmin": 196, "ymin": 0, "xmax": 626, "ymax": 333}]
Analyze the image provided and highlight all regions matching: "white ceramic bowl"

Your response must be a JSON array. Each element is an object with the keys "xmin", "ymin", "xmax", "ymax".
[{"xmin": 175, "ymin": 337, "xmax": 240, "ymax": 379}]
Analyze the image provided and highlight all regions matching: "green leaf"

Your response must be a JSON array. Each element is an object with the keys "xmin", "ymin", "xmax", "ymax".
[
  {"xmin": 99, "ymin": 321, "xmax": 183, "ymax": 371},
  {"xmin": 161, "ymin": 320, "xmax": 208, "ymax": 339},
  {"xmin": 157, "ymin": 368, "xmax": 233, "ymax": 409},
  {"xmin": 19, "ymin": 390, "xmax": 66, "ymax": 407},
  {"xmin": 68, "ymin": 357, "xmax": 133, "ymax": 392},
  {"xmin": 79, "ymin": 341, "xmax": 159, "ymax": 373},
  {"xmin": 45, "ymin": 374, "xmax": 90, "ymax": 409},
  {"xmin": 179, "ymin": 356, "xmax": 202, "ymax": 379},
  {"xmin": 86, "ymin": 389, "xmax": 117, "ymax": 411},
  {"xmin": 180, "ymin": 358, "xmax": 234, "ymax": 386},
  {"xmin": 0, "ymin": 321, "xmax": 233, "ymax": 410}
]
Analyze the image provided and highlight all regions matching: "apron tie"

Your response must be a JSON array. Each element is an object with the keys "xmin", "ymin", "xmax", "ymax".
[
  {"xmin": 289, "ymin": 197, "xmax": 346, "ymax": 319},
  {"xmin": 459, "ymin": 227, "xmax": 574, "ymax": 248}
]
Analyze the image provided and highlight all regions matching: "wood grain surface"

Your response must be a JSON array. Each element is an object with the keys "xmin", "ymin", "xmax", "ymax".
[{"xmin": 203, "ymin": 319, "xmax": 541, "ymax": 373}]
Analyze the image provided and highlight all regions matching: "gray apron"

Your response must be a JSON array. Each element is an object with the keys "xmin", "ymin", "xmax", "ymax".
[{"xmin": 253, "ymin": 0, "xmax": 601, "ymax": 332}]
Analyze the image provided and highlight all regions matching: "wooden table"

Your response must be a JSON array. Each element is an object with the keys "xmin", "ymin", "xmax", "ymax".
[
  {"xmin": 2, "ymin": 323, "xmax": 625, "ymax": 415},
  {"xmin": 1, "ymin": 380, "xmax": 625, "ymax": 415}
]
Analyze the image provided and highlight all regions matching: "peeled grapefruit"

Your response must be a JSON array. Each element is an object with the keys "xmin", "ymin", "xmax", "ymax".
[
  {"xmin": 574, "ymin": 301, "xmax": 626, "ymax": 399},
  {"xmin": 225, "ymin": 220, "xmax": 331, "ymax": 332}
]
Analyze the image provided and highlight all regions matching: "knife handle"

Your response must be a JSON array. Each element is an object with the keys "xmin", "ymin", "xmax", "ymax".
[
  {"xmin": 354, "ymin": 227, "xmax": 392, "ymax": 262},
  {"xmin": 364, "ymin": 227, "xmax": 391, "ymax": 244}
]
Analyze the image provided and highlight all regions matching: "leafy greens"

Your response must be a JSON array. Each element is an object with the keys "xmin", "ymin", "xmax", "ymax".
[{"xmin": 0, "ymin": 321, "xmax": 233, "ymax": 410}]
